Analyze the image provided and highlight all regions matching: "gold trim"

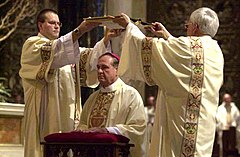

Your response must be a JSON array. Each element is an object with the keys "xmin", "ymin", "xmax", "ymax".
[
  {"xmin": 88, "ymin": 91, "xmax": 115, "ymax": 128},
  {"xmin": 36, "ymin": 41, "xmax": 53, "ymax": 82},
  {"xmin": 141, "ymin": 37, "xmax": 155, "ymax": 86},
  {"xmin": 79, "ymin": 48, "xmax": 91, "ymax": 87},
  {"xmin": 181, "ymin": 37, "xmax": 204, "ymax": 156}
]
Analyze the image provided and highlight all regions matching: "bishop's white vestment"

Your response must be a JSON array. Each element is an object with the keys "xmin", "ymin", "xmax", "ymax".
[{"xmin": 78, "ymin": 78, "xmax": 148, "ymax": 157}]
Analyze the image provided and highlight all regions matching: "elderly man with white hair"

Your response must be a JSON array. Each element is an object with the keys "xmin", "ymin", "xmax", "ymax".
[{"xmin": 113, "ymin": 7, "xmax": 224, "ymax": 157}]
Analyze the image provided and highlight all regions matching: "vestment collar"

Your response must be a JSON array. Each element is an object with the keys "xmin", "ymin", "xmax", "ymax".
[{"xmin": 100, "ymin": 78, "xmax": 122, "ymax": 93}]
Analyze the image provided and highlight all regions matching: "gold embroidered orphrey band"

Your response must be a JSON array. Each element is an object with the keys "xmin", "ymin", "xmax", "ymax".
[
  {"xmin": 141, "ymin": 37, "xmax": 204, "ymax": 156},
  {"xmin": 89, "ymin": 91, "xmax": 115, "ymax": 128},
  {"xmin": 141, "ymin": 37, "xmax": 155, "ymax": 86},
  {"xmin": 79, "ymin": 48, "xmax": 91, "ymax": 87},
  {"xmin": 180, "ymin": 37, "xmax": 204, "ymax": 157},
  {"xmin": 37, "ymin": 41, "xmax": 53, "ymax": 82}
]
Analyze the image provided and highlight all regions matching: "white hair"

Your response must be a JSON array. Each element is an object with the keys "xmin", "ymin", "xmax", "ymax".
[{"xmin": 190, "ymin": 7, "xmax": 219, "ymax": 37}]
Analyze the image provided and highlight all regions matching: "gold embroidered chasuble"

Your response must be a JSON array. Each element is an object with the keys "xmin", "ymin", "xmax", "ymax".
[
  {"xmin": 118, "ymin": 23, "xmax": 224, "ymax": 157},
  {"xmin": 89, "ymin": 91, "xmax": 115, "ymax": 128},
  {"xmin": 79, "ymin": 78, "xmax": 148, "ymax": 157},
  {"xmin": 19, "ymin": 33, "xmax": 107, "ymax": 157}
]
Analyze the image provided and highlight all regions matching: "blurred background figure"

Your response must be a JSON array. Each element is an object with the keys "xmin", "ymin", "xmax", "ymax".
[
  {"xmin": 216, "ymin": 93, "xmax": 240, "ymax": 157},
  {"xmin": 145, "ymin": 95, "xmax": 156, "ymax": 125},
  {"xmin": 144, "ymin": 95, "xmax": 156, "ymax": 147}
]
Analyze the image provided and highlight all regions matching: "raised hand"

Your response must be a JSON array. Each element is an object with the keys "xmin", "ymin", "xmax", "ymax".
[
  {"xmin": 103, "ymin": 28, "xmax": 123, "ymax": 45},
  {"xmin": 106, "ymin": 29, "xmax": 123, "ymax": 38},
  {"xmin": 103, "ymin": 28, "xmax": 123, "ymax": 46},
  {"xmin": 113, "ymin": 13, "xmax": 130, "ymax": 28},
  {"xmin": 145, "ymin": 22, "xmax": 172, "ymax": 40},
  {"xmin": 72, "ymin": 21, "xmax": 101, "ymax": 42}
]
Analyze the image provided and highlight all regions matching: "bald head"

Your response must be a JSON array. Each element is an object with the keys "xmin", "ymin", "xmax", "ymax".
[
  {"xmin": 147, "ymin": 96, "xmax": 156, "ymax": 106},
  {"xmin": 223, "ymin": 93, "xmax": 232, "ymax": 105}
]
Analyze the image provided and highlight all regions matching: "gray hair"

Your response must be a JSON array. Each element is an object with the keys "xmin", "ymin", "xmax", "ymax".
[{"xmin": 190, "ymin": 7, "xmax": 219, "ymax": 37}]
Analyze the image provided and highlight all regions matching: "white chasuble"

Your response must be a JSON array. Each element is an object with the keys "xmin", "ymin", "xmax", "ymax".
[
  {"xmin": 19, "ymin": 33, "xmax": 108, "ymax": 157},
  {"xmin": 79, "ymin": 78, "xmax": 148, "ymax": 157},
  {"xmin": 118, "ymin": 23, "xmax": 224, "ymax": 157}
]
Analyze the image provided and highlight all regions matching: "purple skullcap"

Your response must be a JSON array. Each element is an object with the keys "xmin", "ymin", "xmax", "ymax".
[{"xmin": 106, "ymin": 52, "xmax": 120, "ymax": 62}]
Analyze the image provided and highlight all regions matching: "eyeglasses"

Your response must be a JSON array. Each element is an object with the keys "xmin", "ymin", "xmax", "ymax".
[{"xmin": 46, "ymin": 21, "xmax": 62, "ymax": 27}]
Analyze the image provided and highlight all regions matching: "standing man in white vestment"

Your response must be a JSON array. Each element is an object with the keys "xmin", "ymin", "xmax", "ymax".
[
  {"xmin": 113, "ymin": 7, "xmax": 224, "ymax": 157},
  {"xmin": 19, "ymin": 9, "xmax": 119, "ymax": 157},
  {"xmin": 216, "ymin": 93, "xmax": 240, "ymax": 157},
  {"xmin": 77, "ymin": 53, "xmax": 148, "ymax": 157}
]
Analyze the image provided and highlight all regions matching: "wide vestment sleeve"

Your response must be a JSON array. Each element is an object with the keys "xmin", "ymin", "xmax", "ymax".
[
  {"xmin": 118, "ymin": 23, "xmax": 146, "ymax": 83},
  {"xmin": 19, "ymin": 36, "xmax": 57, "ymax": 88},
  {"xmin": 19, "ymin": 32, "xmax": 80, "ymax": 88},
  {"xmin": 119, "ymin": 23, "xmax": 192, "ymax": 94},
  {"xmin": 78, "ymin": 38, "xmax": 109, "ymax": 88}
]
